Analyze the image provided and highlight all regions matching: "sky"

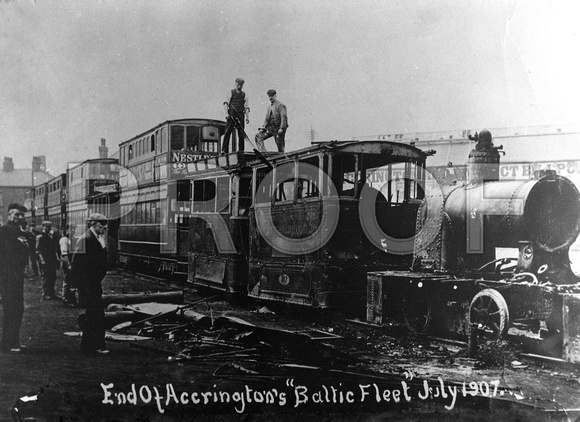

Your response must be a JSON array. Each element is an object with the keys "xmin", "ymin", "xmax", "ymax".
[{"xmin": 1, "ymin": 0, "xmax": 579, "ymax": 175}]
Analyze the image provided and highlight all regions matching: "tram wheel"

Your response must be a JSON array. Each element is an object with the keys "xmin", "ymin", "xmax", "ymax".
[
  {"xmin": 402, "ymin": 290, "xmax": 432, "ymax": 334},
  {"xmin": 469, "ymin": 289, "xmax": 510, "ymax": 340}
]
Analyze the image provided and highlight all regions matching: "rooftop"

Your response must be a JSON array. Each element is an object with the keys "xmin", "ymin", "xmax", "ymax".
[{"xmin": 0, "ymin": 168, "xmax": 53, "ymax": 188}]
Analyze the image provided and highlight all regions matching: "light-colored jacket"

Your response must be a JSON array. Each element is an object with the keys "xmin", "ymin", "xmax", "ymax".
[{"xmin": 263, "ymin": 100, "xmax": 288, "ymax": 131}]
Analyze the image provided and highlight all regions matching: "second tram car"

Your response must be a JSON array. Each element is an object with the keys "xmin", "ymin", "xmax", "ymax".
[
  {"xmin": 26, "ymin": 157, "xmax": 120, "ymax": 264},
  {"xmin": 117, "ymin": 118, "xmax": 226, "ymax": 281}
]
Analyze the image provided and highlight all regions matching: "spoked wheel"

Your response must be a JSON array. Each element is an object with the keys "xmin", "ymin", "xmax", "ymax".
[
  {"xmin": 469, "ymin": 289, "xmax": 510, "ymax": 340},
  {"xmin": 402, "ymin": 290, "xmax": 432, "ymax": 334}
]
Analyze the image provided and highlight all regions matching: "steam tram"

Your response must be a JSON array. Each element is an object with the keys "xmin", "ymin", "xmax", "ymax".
[
  {"xmin": 181, "ymin": 139, "xmax": 428, "ymax": 307},
  {"xmin": 246, "ymin": 141, "xmax": 429, "ymax": 311},
  {"xmin": 116, "ymin": 118, "xmax": 226, "ymax": 281}
]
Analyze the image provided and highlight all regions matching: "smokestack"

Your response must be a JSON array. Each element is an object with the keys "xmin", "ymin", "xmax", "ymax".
[
  {"xmin": 467, "ymin": 130, "xmax": 503, "ymax": 184},
  {"xmin": 2, "ymin": 157, "xmax": 14, "ymax": 172},
  {"xmin": 32, "ymin": 156, "xmax": 46, "ymax": 172},
  {"xmin": 99, "ymin": 138, "xmax": 108, "ymax": 159}
]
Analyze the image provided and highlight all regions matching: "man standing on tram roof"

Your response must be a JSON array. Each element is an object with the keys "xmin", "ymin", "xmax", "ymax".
[
  {"xmin": 255, "ymin": 89, "xmax": 288, "ymax": 153},
  {"xmin": 221, "ymin": 77, "xmax": 250, "ymax": 154}
]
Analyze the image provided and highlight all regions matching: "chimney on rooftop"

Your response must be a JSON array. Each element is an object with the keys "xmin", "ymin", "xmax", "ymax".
[
  {"xmin": 99, "ymin": 138, "xmax": 108, "ymax": 159},
  {"xmin": 32, "ymin": 156, "xmax": 46, "ymax": 172},
  {"xmin": 3, "ymin": 157, "xmax": 14, "ymax": 172}
]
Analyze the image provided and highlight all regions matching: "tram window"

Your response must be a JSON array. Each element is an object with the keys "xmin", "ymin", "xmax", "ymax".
[
  {"xmin": 274, "ymin": 180, "xmax": 294, "ymax": 202},
  {"xmin": 238, "ymin": 176, "xmax": 252, "ymax": 216},
  {"xmin": 255, "ymin": 169, "xmax": 272, "ymax": 204},
  {"xmin": 171, "ymin": 125, "xmax": 185, "ymax": 150},
  {"xmin": 176, "ymin": 180, "xmax": 191, "ymax": 203},
  {"xmin": 150, "ymin": 202, "xmax": 156, "ymax": 224},
  {"xmin": 193, "ymin": 179, "xmax": 216, "ymax": 212},
  {"xmin": 159, "ymin": 127, "xmax": 166, "ymax": 153},
  {"xmin": 298, "ymin": 179, "xmax": 319, "ymax": 198},
  {"xmin": 143, "ymin": 202, "xmax": 151, "ymax": 224},
  {"xmin": 216, "ymin": 177, "xmax": 229, "ymax": 213},
  {"xmin": 331, "ymin": 154, "xmax": 357, "ymax": 196},
  {"xmin": 186, "ymin": 126, "xmax": 200, "ymax": 151}
]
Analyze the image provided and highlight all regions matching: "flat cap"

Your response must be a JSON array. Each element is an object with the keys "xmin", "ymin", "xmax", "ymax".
[
  {"xmin": 267, "ymin": 89, "xmax": 276, "ymax": 96},
  {"xmin": 42, "ymin": 221, "xmax": 53, "ymax": 226},
  {"xmin": 7, "ymin": 203, "xmax": 27, "ymax": 213},
  {"xmin": 235, "ymin": 78, "xmax": 245, "ymax": 84},
  {"xmin": 88, "ymin": 213, "xmax": 108, "ymax": 222}
]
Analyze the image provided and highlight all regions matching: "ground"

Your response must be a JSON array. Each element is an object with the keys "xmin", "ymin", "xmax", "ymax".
[{"xmin": 1, "ymin": 270, "xmax": 580, "ymax": 421}]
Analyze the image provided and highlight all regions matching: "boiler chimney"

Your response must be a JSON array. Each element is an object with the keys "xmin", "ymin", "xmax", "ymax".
[
  {"xmin": 467, "ymin": 130, "xmax": 503, "ymax": 184},
  {"xmin": 99, "ymin": 138, "xmax": 109, "ymax": 159},
  {"xmin": 2, "ymin": 157, "xmax": 14, "ymax": 172}
]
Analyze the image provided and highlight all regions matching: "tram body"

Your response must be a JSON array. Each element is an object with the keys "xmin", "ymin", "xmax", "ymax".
[
  {"xmin": 117, "ymin": 118, "xmax": 226, "ymax": 280},
  {"xmin": 186, "ymin": 159, "xmax": 253, "ymax": 293},
  {"xmin": 246, "ymin": 141, "xmax": 429, "ymax": 311}
]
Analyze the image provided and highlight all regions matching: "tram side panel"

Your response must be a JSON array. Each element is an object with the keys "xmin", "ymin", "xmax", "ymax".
[{"xmin": 188, "ymin": 173, "xmax": 250, "ymax": 294}]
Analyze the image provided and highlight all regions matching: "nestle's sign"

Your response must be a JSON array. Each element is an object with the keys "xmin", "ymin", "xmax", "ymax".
[{"xmin": 171, "ymin": 153, "xmax": 209, "ymax": 163}]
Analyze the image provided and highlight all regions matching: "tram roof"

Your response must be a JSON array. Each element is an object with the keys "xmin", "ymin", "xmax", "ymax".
[
  {"xmin": 258, "ymin": 140, "xmax": 430, "ymax": 164},
  {"xmin": 118, "ymin": 118, "xmax": 226, "ymax": 146}
]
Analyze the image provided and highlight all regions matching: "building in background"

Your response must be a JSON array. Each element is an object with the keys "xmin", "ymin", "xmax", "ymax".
[{"xmin": 0, "ymin": 156, "xmax": 52, "ymax": 225}]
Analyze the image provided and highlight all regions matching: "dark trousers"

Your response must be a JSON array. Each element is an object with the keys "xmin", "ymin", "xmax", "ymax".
[
  {"xmin": 0, "ymin": 274, "xmax": 24, "ymax": 351},
  {"xmin": 255, "ymin": 128, "xmax": 286, "ymax": 153},
  {"xmin": 222, "ymin": 116, "xmax": 245, "ymax": 153},
  {"xmin": 40, "ymin": 262, "xmax": 57, "ymax": 297},
  {"xmin": 80, "ymin": 304, "xmax": 106, "ymax": 352}
]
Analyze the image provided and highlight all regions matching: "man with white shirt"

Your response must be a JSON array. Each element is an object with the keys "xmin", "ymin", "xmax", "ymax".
[
  {"xmin": 59, "ymin": 229, "xmax": 77, "ymax": 307},
  {"xmin": 70, "ymin": 213, "xmax": 109, "ymax": 355}
]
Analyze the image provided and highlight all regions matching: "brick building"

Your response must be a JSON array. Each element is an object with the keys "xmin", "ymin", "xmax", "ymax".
[{"xmin": 0, "ymin": 156, "xmax": 52, "ymax": 225}]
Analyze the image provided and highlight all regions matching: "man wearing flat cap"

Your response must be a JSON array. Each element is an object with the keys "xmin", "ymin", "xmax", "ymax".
[
  {"xmin": 70, "ymin": 213, "xmax": 110, "ymax": 355},
  {"xmin": 221, "ymin": 77, "xmax": 250, "ymax": 154},
  {"xmin": 255, "ymin": 89, "xmax": 288, "ymax": 153},
  {"xmin": 0, "ymin": 203, "xmax": 30, "ymax": 352},
  {"xmin": 36, "ymin": 220, "xmax": 59, "ymax": 300}
]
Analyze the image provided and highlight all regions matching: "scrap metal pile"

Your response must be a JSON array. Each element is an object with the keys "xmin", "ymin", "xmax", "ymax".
[{"xmin": 95, "ymin": 291, "xmax": 364, "ymax": 378}]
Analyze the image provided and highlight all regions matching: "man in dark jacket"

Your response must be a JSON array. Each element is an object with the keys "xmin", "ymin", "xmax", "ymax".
[
  {"xmin": 255, "ymin": 89, "xmax": 288, "ymax": 153},
  {"xmin": 20, "ymin": 221, "xmax": 37, "ymax": 277},
  {"xmin": 36, "ymin": 221, "xmax": 59, "ymax": 300},
  {"xmin": 70, "ymin": 213, "xmax": 109, "ymax": 355},
  {"xmin": 0, "ymin": 203, "xmax": 30, "ymax": 353}
]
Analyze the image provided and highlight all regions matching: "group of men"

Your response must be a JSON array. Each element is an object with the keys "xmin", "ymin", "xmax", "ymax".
[
  {"xmin": 0, "ymin": 204, "xmax": 110, "ymax": 355},
  {"xmin": 221, "ymin": 78, "xmax": 289, "ymax": 154}
]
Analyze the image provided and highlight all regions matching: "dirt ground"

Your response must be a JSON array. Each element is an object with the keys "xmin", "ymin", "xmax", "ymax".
[{"xmin": 1, "ymin": 270, "xmax": 580, "ymax": 421}]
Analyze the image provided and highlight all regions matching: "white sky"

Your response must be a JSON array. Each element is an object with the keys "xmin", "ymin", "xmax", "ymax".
[{"xmin": 1, "ymin": 0, "xmax": 579, "ymax": 175}]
